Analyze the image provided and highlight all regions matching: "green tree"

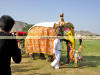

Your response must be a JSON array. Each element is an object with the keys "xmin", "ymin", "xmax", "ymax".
[{"xmin": 22, "ymin": 24, "xmax": 33, "ymax": 33}]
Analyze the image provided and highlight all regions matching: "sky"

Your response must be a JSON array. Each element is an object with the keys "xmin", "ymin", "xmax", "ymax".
[{"xmin": 0, "ymin": 0, "xmax": 100, "ymax": 34}]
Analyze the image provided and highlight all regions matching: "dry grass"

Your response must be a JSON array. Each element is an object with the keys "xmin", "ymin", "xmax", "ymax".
[{"xmin": 11, "ymin": 40, "xmax": 100, "ymax": 75}]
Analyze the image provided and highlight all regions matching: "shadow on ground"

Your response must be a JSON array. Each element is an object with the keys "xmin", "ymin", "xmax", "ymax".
[
  {"xmin": 11, "ymin": 64, "xmax": 40, "ymax": 73},
  {"xmin": 60, "ymin": 55, "xmax": 100, "ymax": 68},
  {"xmin": 80, "ymin": 56, "xmax": 100, "ymax": 68},
  {"xmin": 28, "ymin": 73, "xmax": 51, "ymax": 75}
]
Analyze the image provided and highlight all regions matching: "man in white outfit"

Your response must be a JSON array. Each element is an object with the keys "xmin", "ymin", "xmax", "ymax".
[{"xmin": 51, "ymin": 33, "xmax": 61, "ymax": 69}]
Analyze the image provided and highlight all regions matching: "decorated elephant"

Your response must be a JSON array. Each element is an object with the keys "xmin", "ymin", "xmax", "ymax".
[{"xmin": 25, "ymin": 13, "xmax": 75, "ymax": 63}]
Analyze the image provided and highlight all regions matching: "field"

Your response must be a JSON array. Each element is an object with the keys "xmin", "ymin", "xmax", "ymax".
[{"xmin": 11, "ymin": 40, "xmax": 100, "ymax": 75}]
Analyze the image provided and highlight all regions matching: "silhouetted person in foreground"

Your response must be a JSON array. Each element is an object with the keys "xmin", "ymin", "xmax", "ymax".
[{"xmin": 0, "ymin": 15, "xmax": 22, "ymax": 75}]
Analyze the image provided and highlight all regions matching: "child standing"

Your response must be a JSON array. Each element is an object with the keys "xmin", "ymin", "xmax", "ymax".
[{"xmin": 51, "ymin": 34, "xmax": 61, "ymax": 69}]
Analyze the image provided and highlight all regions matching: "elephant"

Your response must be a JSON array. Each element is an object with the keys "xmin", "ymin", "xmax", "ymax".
[
  {"xmin": 25, "ymin": 21, "xmax": 75, "ymax": 62},
  {"xmin": 25, "ymin": 13, "xmax": 75, "ymax": 62}
]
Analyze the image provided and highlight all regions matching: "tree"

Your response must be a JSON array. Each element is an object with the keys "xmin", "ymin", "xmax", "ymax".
[{"xmin": 22, "ymin": 24, "xmax": 33, "ymax": 33}]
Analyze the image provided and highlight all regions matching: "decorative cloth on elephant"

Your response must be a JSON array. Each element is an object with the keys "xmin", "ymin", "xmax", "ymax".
[{"xmin": 25, "ymin": 22, "xmax": 57, "ymax": 55}]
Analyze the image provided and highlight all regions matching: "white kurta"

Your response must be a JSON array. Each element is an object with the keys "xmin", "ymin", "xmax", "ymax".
[{"xmin": 51, "ymin": 38, "xmax": 61, "ymax": 69}]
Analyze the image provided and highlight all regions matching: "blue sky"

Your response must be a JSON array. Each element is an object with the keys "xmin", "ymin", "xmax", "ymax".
[{"xmin": 0, "ymin": 0, "xmax": 100, "ymax": 34}]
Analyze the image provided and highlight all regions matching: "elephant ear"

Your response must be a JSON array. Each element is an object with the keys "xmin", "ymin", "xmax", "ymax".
[{"xmin": 65, "ymin": 22, "xmax": 74, "ymax": 29}]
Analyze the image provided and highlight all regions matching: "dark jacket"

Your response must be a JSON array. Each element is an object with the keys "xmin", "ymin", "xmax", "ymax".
[{"xmin": 0, "ymin": 32, "xmax": 21, "ymax": 75}]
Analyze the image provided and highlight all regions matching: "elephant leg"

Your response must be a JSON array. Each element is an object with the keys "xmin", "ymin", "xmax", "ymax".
[
  {"xmin": 39, "ymin": 53, "xmax": 46, "ymax": 59},
  {"xmin": 29, "ymin": 53, "xmax": 35, "ymax": 60},
  {"xmin": 67, "ymin": 42, "xmax": 72, "ymax": 64},
  {"xmin": 47, "ymin": 55, "xmax": 54, "ymax": 62},
  {"xmin": 67, "ymin": 45, "xmax": 70, "ymax": 64}
]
